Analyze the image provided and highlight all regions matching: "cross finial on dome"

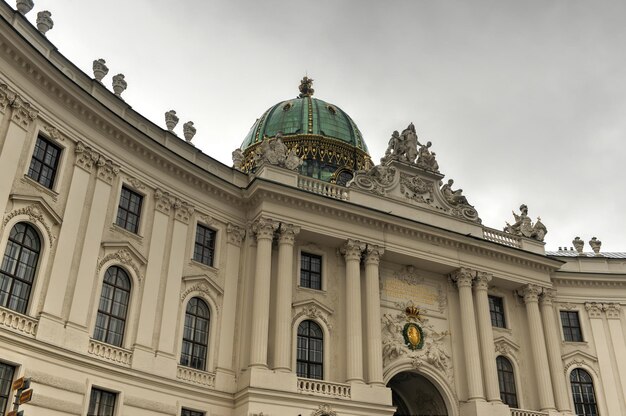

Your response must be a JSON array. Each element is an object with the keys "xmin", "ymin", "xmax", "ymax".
[{"xmin": 298, "ymin": 76, "xmax": 314, "ymax": 98}]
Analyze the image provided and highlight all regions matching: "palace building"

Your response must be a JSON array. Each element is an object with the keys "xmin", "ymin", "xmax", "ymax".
[{"xmin": 0, "ymin": 2, "xmax": 625, "ymax": 416}]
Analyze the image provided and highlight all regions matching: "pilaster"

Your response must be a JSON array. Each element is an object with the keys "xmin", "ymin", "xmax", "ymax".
[
  {"xmin": 604, "ymin": 303, "xmax": 626, "ymax": 406},
  {"xmin": 341, "ymin": 238, "xmax": 365, "ymax": 383},
  {"xmin": 522, "ymin": 284, "xmax": 555, "ymax": 412}
]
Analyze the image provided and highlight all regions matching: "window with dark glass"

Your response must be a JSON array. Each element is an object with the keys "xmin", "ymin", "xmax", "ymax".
[
  {"xmin": 570, "ymin": 368, "xmax": 598, "ymax": 416},
  {"xmin": 0, "ymin": 362, "xmax": 15, "ymax": 415},
  {"xmin": 496, "ymin": 356, "xmax": 518, "ymax": 408},
  {"xmin": 180, "ymin": 297, "xmax": 210, "ymax": 371},
  {"xmin": 182, "ymin": 409, "xmax": 204, "ymax": 416},
  {"xmin": 115, "ymin": 187, "xmax": 143, "ymax": 233},
  {"xmin": 94, "ymin": 266, "xmax": 131, "ymax": 347},
  {"xmin": 87, "ymin": 388, "xmax": 116, "ymax": 416},
  {"xmin": 489, "ymin": 295, "xmax": 506, "ymax": 328},
  {"xmin": 300, "ymin": 253, "xmax": 322, "ymax": 290},
  {"xmin": 193, "ymin": 224, "xmax": 216, "ymax": 267},
  {"xmin": 27, "ymin": 135, "xmax": 61, "ymax": 189},
  {"xmin": 297, "ymin": 320, "xmax": 323, "ymax": 379},
  {"xmin": 561, "ymin": 310, "xmax": 583, "ymax": 342},
  {"xmin": 0, "ymin": 222, "xmax": 41, "ymax": 314}
]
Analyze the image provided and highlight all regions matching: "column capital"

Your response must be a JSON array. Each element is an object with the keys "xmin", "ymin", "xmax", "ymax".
[
  {"xmin": 226, "ymin": 223, "xmax": 246, "ymax": 246},
  {"xmin": 96, "ymin": 158, "xmax": 120, "ymax": 185},
  {"xmin": 154, "ymin": 188, "xmax": 175, "ymax": 215},
  {"xmin": 340, "ymin": 239, "xmax": 365, "ymax": 261},
  {"xmin": 604, "ymin": 303, "xmax": 621, "ymax": 319},
  {"xmin": 10, "ymin": 93, "xmax": 39, "ymax": 129},
  {"xmin": 278, "ymin": 223, "xmax": 300, "ymax": 245},
  {"xmin": 521, "ymin": 284, "xmax": 541, "ymax": 304},
  {"xmin": 473, "ymin": 272, "xmax": 492, "ymax": 291},
  {"xmin": 74, "ymin": 141, "xmax": 101, "ymax": 173},
  {"xmin": 251, "ymin": 217, "xmax": 278, "ymax": 241},
  {"xmin": 585, "ymin": 302, "xmax": 604, "ymax": 318},
  {"xmin": 174, "ymin": 199, "xmax": 194, "ymax": 224},
  {"xmin": 450, "ymin": 267, "xmax": 475, "ymax": 288},
  {"xmin": 364, "ymin": 244, "xmax": 384, "ymax": 265},
  {"xmin": 539, "ymin": 288, "xmax": 557, "ymax": 306}
]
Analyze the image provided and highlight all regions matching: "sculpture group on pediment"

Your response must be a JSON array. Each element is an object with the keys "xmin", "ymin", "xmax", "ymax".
[
  {"xmin": 503, "ymin": 204, "xmax": 547, "ymax": 241},
  {"xmin": 416, "ymin": 141, "xmax": 439, "ymax": 173},
  {"xmin": 381, "ymin": 123, "xmax": 440, "ymax": 173},
  {"xmin": 349, "ymin": 164, "xmax": 397, "ymax": 196},
  {"xmin": 440, "ymin": 179, "xmax": 468, "ymax": 206},
  {"xmin": 254, "ymin": 135, "xmax": 302, "ymax": 171}
]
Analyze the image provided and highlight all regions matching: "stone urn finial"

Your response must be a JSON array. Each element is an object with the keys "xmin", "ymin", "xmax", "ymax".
[
  {"xmin": 588, "ymin": 237, "xmax": 602, "ymax": 255},
  {"xmin": 232, "ymin": 148, "xmax": 244, "ymax": 170},
  {"xmin": 164, "ymin": 110, "xmax": 179, "ymax": 132},
  {"xmin": 36, "ymin": 10, "xmax": 53, "ymax": 34},
  {"xmin": 112, "ymin": 74, "xmax": 127, "ymax": 97},
  {"xmin": 16, "ymin": 0, "xmax": 34, "ymax": 15},
  {"xmin": 183, "ymin": 121, "xmax": 196, "ymax": 143},
  {"xmin": 92, "ymin": 59, "xmax": 108, "ymax": 82},
  {"xmin": 572, "ymin": 236, "xmax": 584, "ymax": 254}
]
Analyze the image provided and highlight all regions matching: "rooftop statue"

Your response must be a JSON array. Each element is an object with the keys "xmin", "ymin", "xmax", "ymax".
[
  {"xmin": 381, "ymin": 123, "xmax": 419, "ymax": 164},
  {"xmin": 441, "ymin": 179, "xmax": 469, "ymax": 206},
  {"xmin": 504, "ymin": 204, "xmax": 547, "ymax": 241},
  {"xmin": 298, "ymin": 76, "xmax": 314, "ymax": 98}
]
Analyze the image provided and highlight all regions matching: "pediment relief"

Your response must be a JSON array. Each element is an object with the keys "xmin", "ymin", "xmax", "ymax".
[
  {"xmin": 292, "ymin": 299, "xmax": 334, "ymax": 331},
  {"xmin": 97, "ymin": 242, "xmax": 146, "ymax": 283},
  {"xmin": 349, "ymin": 158, "xmax": 481, "ymax": 224},
  {"xmin": 3, "ymin": 195, "xmax": 62, "ymax": 247},
  {"xmin": 494, "ymin": 336, "xmax": 520, "ymax": 363},
  {"xmin": 180, "ymin": 274, "xmax": 224, "ymax": 305},
  {"xmin": 562, "ymin": 350, "xmax": 599, "ymax": 376}
]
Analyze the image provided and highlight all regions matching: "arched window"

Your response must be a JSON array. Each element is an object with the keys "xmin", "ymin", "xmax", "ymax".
[
  {"xmin": 94, "ymin": 266, "xmax": 131, "ymax": 347},
  {"xmin": 0, "ymin": 222, "xmax": 41, "ymax": 314},
  {"xmin": 496, "ymin": 356, "xmax": 518, "ymax": 408},
  {"xmin": 296, "ymin": 320, "xmax": 323, "ymax": 379},
  {"xmin": 570, "ymin": 368, "xmax": 598, "ymax": 416},
  {"xmin": 180, "ymin": 297, "xmax": 210, "ymax": 370}
]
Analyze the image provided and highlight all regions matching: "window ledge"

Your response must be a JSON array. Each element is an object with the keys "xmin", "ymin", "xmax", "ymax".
[
  {"xmin": 110, "ymin": 223, "xmax": 143, "ymax": 244},
  {"xmin": 21, "ymin": 175, "xmax": 59, "ymax": 201},
  {"xmin": 189, "ymin": 259, "xmax": 219, "ymax": 273},
  {"xmin": 0, "ymin": 305, "xmax": 38, "ymax": 337},
  {"xmin": 297, "ymin": 285, "xmax": 327, "ymax": 295},
  {"xmin": 562, "ymin": 340, "xmax": 587, "ymax": 346}
]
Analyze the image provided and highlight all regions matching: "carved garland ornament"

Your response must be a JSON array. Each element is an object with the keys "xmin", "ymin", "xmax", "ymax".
[
  {"xmin": 180, "ymin": 282, "xmax": 222, "ymax": 315},
  {"xmin": 311, "ymin": 404, "xmax": 337, "ymax": 416},
  {"xmin": 2, "ymin": 204, "xmax": 55, "ymax": 247},
  {"xmin": 97, "ymin": 249, "xmax": 143, "ymax": 283},
  {"xmin": 293, "ymin": 304, "xmax": 333, "ymax": 331}
]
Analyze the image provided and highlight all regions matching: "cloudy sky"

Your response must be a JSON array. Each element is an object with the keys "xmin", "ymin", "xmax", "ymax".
[{"xmin": 23, "ymin": 0, "xmax": 626, "ymax": 251}]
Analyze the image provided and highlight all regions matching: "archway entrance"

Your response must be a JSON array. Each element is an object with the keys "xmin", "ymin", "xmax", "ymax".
[{"xmin": 387, "ymin": 371, "xmax": 448, "ymax": 416}]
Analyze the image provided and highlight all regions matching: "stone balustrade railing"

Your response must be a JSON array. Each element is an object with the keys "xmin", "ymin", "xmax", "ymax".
[
  {"xmin": 176, "ymin": 365, "xmax": 216, "ymax": 387},
  {"xmin": 297, "ymin": 377, "xmax": 351, "ymax": 399},
  {"xmin": 298, "ymin": 177, "xmax": 349, "ymax": 201},
  {"xmin": 87, "ymin": 339, "xmax": 133, "ymax": 366},
  {"xmin": 510, "ymin": 409, "xmax": 548, "ymax": 416},
  {"xmin": 0, "ymin": 306, "xmax": 38, "ymax": 337},
  {"xmin": 483, "ymin": 227, "xmax": 522, "ymax": 248}
]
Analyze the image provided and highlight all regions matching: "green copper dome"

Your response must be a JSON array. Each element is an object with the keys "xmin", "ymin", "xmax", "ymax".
[{"xmin": 239, "ymin": 77, "xmax": 372, "ymax": 184}]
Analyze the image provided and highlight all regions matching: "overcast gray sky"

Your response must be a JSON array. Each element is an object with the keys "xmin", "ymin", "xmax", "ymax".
[{"xmin": 24, "ymin": 0, "xmax": 626, "ymax": 251}]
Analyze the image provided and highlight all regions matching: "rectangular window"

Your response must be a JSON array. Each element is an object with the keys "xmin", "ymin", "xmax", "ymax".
[
  {"xmin": 87, "ymin": 388, "xmax": 116, "ymax": 416},
  {"xmin": 300, "ymin": 253, "xmax": 322, "ymax": 290},
  {"xmin": 27, "ymin": 135, "xmax": 61, "ymax": 189},
  {"xmin": 561, "ymin": 310, "xmax": 583, "ymax": 342},
  {"xmin": 182, "ymin": 409, "xmax": 204, "ymax": 416},
  {"xmin": 115, "ymin": 187, "xmax": 143, "ymax": 234},
  {"xmin": 489, "ymin": 295, "xmax": 506, "ymax": 328},
  {"xmin": 0, "ymin": 362, "xmax": 15, "ymax": 414},
  {"xmin": 193, "ymin": 224, "xmax": 216, "ymax": 267}
]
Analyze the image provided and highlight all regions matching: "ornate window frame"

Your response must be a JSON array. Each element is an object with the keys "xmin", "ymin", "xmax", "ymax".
[
  {"xmin": 564, "ymin": 358, "xmax": 606, "ymax": 416},
  {"xmin": 0, "ymin": 196, "xmax": 60, "ymax": 316},
  {"xmin": 494, "ymin": 337, "xmax": 524, "ymax": 409},
  {"xmin": 23, "ymin": 123, "xmax": 69, "ymax": 195},
  {"xmin": 297, "ymin": 243, "xmax": 327, "ymax": 293},
  {"xmin": 176, "ymin": 274, "xmax": 223, "ymax": 374},
  {"xmin": 291, "ymin": 299, "xmax": 333, "ymax": 379},
  {"xmin": 190, "ymin": 215, "xmax": 221, "ymax": 271}
]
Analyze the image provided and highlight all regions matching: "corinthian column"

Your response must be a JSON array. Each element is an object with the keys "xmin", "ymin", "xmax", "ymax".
[
  {"xmin": 474, "ymin": 272, "xmax": 500, "ymax": 402},
  {"xmin": 451, "ymin": 268, "xmax": 484, "ymax": 401},
  {"xmin": 249, "ymin": 217, "xmax": 278, "ymax": 368},
  {"xmin": 364, "ymin": 244, "xmax": 384, "ymax": 386},
  {"xmin": 273, "ymin": 223, "xmax": 300, "ymax": 372},
  {"xmin": 539, "ymin": 290, "xmax": 571, "ymax": 412},
  {"xmin": 341, "ymin": 239, "xmax": 365, "ymax": 383},
  {"xmin": 522, "ymin": 284, "xmax": 555, "ymax": 412}
]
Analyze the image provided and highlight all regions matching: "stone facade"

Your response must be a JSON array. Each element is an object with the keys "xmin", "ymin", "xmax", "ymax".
[{"xmin": 0, "ymin": 2, "xmax": 625, "ymax": 416}]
